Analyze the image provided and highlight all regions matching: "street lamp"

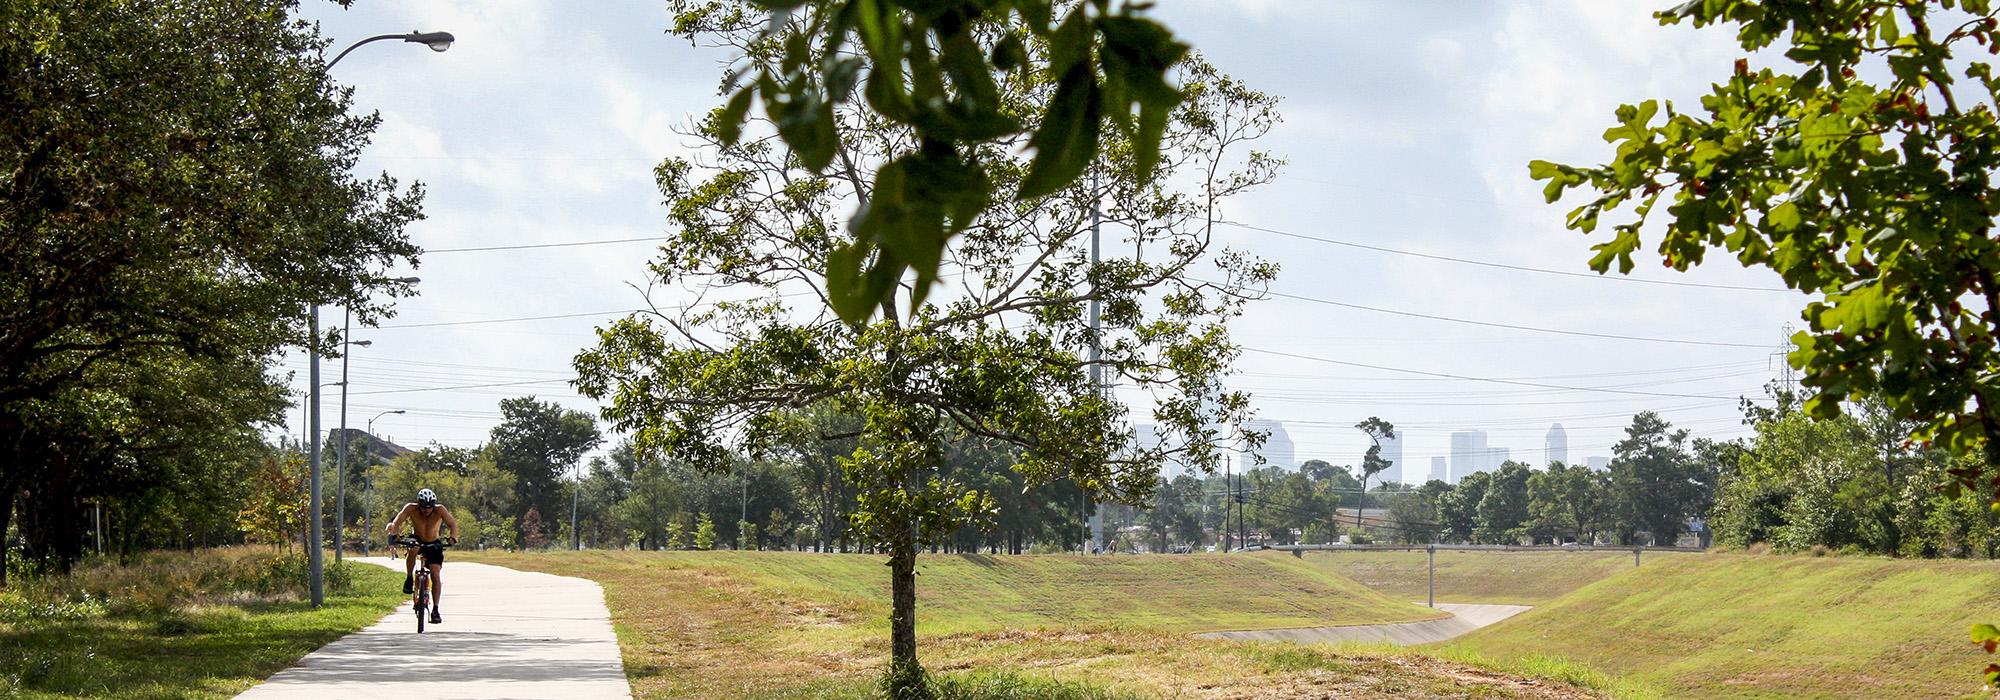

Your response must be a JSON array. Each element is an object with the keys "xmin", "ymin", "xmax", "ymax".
[
  {"xmin": 327, "ymin": 31, "xmax": 455, "ymax": 69},
  {"xmin": 361, "ymin": 409, "xmax": 406, "ymax": 555},
  {"xmin": 305, "ymin": 28, "xmax": 447, "ymax": 608}
]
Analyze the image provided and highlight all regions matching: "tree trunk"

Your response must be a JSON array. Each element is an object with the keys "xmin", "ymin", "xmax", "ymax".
[
  {"xmin": 0, "ymin": 481, "xmax": 12, "ymax": 587},
  {"xmin": 887, "ymin": 527, "xmax": 924, "ymax": 695}
]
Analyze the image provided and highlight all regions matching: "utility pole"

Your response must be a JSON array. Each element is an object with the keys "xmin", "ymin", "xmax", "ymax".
[
  {"xmin": 1237, "ymin": 472, "xmax": 1246, "ymax": 550},
  {"xmin": 332, "ymin": 311, "xmax": 369, "ymax": 565},
  {"xmin": 307, "ymin": 307, "xmax": 324, "ymax": 607},
  {"xmin": 1427, "ymin": 543, "xmax": 1436, "ymax": 608},
  {"xmin": 571, "ymin": 459, "xmax": 582, "ymax": 551},
  {"xmin": 1086, "ymin": 168, "xmax": 1103, "ymax": 555}
]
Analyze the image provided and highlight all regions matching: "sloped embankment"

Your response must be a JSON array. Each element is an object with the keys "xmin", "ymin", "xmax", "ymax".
[{"xmin": 1448, "ymin": 552, "xmax": 2000, "ymax": 698}]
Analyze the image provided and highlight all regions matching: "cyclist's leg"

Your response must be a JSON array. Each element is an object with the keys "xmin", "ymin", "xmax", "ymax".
[
  {"xmin": 428, "ymin": 562, "xmax": 442, "ymax": 608},
  {"xmin": 403, "ymin": 547, "xmax": 417, "ymax": 593}
]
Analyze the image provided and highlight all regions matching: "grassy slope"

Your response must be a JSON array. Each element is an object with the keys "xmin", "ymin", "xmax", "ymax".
[
  {"xmin": 1286, "ymin": 550, "xmax": 1665, "ymax": 605},
  {"xmin": 467, "ymin": 550, "xmax": 1601, "ymax": 699},
  {"xmin": 1448, "ymin": 552, "xmax": 2000, "ymax": 699},
  {"xmin": 1, "ymin": 563, "xmax": 403, "ymax": 699}
]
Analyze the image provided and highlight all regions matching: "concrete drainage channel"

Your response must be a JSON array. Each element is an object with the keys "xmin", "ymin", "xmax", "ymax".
[{"xmin": 1194, "ymin": 603, "xmax": 1531, "ymax": 646}]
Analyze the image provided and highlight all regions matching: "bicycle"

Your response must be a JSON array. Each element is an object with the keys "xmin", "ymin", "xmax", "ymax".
[{"xmin": 389, "ymin": 535, "xmax": 453, "ymax": 633}]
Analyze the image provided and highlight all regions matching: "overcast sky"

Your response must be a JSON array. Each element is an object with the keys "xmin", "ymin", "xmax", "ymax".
[{"xmin": 280, "ymin": 1, "xmax": 1800, "ymax": 479}]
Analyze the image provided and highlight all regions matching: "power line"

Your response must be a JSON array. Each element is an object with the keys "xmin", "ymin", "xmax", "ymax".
[
  {"xmin": 426, "ymin": 236, "xmax": 667, "ymax": 253},
  {"xmin": 1217, "ymin": 220, "xmax": 1792, "ymax": 293},
  {"xmin": 347, "ymin": 378, "xmax": 573, "ymax": 396},
  {"xmin": 1256, "ymin": 288, "xmax": 1768, "ymax": 349},
  {"xmin": 1239, "ymin": 346, "xmax": 1747, "ymax": 401},
  {"xmin": 375, "ymin": 309, "xmax": 645, "ymax": 329}
]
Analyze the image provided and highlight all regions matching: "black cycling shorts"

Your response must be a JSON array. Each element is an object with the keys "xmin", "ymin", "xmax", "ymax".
[{"xmin": 417, "ymin": 540, "xmax": 446, "ymax": 566}]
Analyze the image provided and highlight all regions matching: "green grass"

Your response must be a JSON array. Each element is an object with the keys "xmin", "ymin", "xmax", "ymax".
[
  {"xmin": 465, "ymin": 550, "xmax": 1599, "ymax": 699},
  {"xmin": 1284, "ymin": 549, "xmax": 1666, "ymax": 605},
  {"xmin": 0, "ymin": 551, "xmax": 404, "ymax": 699},
  {"xmin": 1446, "ymin": 551, "xmax": 2000, "ymax": 698}
]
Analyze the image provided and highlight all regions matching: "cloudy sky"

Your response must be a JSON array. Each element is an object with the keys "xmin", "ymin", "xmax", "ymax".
[{"xmin": 281, "ymin": 1, "xmax": 1800, "ymax": 481}]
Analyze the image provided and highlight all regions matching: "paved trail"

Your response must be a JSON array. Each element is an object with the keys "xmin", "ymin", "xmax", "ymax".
[
  {"xmin": 1195, "ymin": 603, "xmax": 1531, "ymax": 646},
  {"xmin": 235, "ymin": 558, "xmax": 631, "ymax": 700}
]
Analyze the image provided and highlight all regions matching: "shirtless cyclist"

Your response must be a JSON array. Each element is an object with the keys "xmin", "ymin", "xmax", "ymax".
[{"xmin": 385, "ymin": 488, "xmax": 458, "ymax": 624}]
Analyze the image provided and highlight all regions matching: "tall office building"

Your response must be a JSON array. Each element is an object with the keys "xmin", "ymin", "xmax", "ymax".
[
  {"xmin": 1430, "ymin": 456, "xmax": 1448, "ymax": 483},
  {"xmin": 1545, "ymin": 423, "xmax": 1569, "ymax": 467},
  {"xmin": 1487, "ymin": 447, "xmax": 1511, "ymax": 470},
  {"xmin": 1240, "ymin": 419, "xmax": 1296, "ymax": 472},
  {"xmin": 1378, "ymin": 431, "xmax": 1404, "ymax": 485},
  {"xmin": 1449, "ymin": 430, "xmax": 1487, "ymax": 483}
]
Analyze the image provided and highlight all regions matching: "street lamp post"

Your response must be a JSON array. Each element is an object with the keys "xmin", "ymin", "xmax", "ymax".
[
  {"xmin": 362, "ymin": 409, "xmax": 405, "ymax": 555},
  {"xmin": 332, "ymin": 334, "xmax": 371, "ymax": 565},
  {"xmin": 334, "ymin": 275, "xmax": 417, "ymax": 564},
  {"xmin": 308, "ymin": 32, "xmax": 450, "ymax": 608}
]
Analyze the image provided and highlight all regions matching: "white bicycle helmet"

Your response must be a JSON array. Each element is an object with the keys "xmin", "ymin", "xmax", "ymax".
[{"xmin": 415, "ymin": 488, "xmax": 438, "ymax": 507}]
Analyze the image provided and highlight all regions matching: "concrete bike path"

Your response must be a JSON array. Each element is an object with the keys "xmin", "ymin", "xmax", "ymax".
[
  {"xmin": 235, "ymin": 557, "xmax": 631, "ymax": 700},
  {"xmin": 1193, "ymin": 603, "xmax": 1531, "ymax": 646}
]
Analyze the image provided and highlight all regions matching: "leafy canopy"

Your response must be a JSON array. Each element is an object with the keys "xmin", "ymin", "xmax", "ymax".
[
  {"xmin": 1531, "ymin": 0, "xmax": 2000, "ymax": 494},
  {"xmin": 700, "ymin": 0, "xmax": 1190, "ymax": 323}
]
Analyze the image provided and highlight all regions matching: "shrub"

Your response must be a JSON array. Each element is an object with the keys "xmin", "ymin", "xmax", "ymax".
[{"xmin": 694, "ymin": 514, "xmax": 717, "ymax": 550}]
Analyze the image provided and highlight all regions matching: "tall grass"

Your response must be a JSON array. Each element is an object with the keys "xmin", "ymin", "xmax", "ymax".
[
  {"xmin": 4, "ymin": 546, "xmax": 356, "ymax": 622},
  {"xmin": 1, "ymin": 547, "xmax": 400, "ymax": 698}
]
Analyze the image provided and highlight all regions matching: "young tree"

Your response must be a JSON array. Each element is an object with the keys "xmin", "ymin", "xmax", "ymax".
[
  {"xmin": 578, "ymin": 5, "xmax": 1275, "ymax": 687},
  {"xmin": 520, "ymin": 507, "xmax": 551, "ymax": 550},
  {"xmin": 239, "ymin": 452, "xmax": 308, "ymax": 553},
  {"xmin": 694, "ymin": 514, "xmax": 718, "ymax": 551},
  {"xmin": 666, "ymin": 519, "xmax": 689, "ymax": 551}
]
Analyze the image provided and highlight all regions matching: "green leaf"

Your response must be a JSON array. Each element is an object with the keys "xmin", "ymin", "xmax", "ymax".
[
  {"xmin": 1766, "ymin": 201, "xmax": 1801, "ymax": 232},
  {"xmin": 825, "ymin": 242, "xmax": 877, "ymax": 324},
  {"xmin": 1049, "ymin": 7, "xmax": 1091, "ymax": 75},
  {"xmin": 1017, "ymin": 63, "xmax": 1101, "ymax": 200},
  {"xmin": 1133, "ymin": 98, "xmax": 1169, "ymax": 183},
  {"xmin": 716, "ymin": 86, "xmax": 756, "ymax": 147},
  {"xmin": 1972, "ymin": 623, "xmax": 2000, "ymax": 644}
]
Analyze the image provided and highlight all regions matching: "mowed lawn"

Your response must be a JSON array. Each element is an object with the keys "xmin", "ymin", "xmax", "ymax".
[
  {"xmin": 466, "ymin": 550, "xmax": 1607, "ymax": 699},
  {"xmin": 1287, "ymin": 549, "xmax": 1665, "ymax": 605},
  {"xmin": 1, "ymin": 561, "xmax": 404, "ymax": 699},
  {"xmin": 1447, "ymin": 552, "xmax": 2000, "ymax": 699}
]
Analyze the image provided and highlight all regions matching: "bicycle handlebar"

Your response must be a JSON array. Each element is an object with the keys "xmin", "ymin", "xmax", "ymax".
[{"xmin": 387, "ymin": 535, "xmax": 454, "ymax": 548}]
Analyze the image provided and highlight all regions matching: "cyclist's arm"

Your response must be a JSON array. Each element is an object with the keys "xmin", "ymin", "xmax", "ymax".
[
  {"xmin": 438, "ymin": 506, "xmax": 460, "ymax": 542},
  {"xmin": 385, "ymin": 504, "xmax": 412, "ymax": 538}
]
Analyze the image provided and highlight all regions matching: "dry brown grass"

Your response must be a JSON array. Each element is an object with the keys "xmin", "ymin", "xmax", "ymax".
[{"xmin": 465, "ymin": 550, "xmax": 1604, "ymax": 699}]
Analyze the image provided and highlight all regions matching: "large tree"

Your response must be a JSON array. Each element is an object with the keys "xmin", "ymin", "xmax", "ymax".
[
  {"xmin": 1608, "ymin": 412, "xmax": 1714, "ymax": 545},
  {"xmin": 0, "ymin": 0, "xmax": 422, "ymax": 582},
  {"xmin": 486, "ymin": 397, "xmax": 603, "ymax": 546},
  {"xmin": 576, "ymin": 2, "xmax": 1275, "ymax": 689}
]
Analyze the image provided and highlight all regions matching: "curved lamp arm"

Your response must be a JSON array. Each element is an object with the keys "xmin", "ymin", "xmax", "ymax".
[{"xmin": 328, "ymin": 31, "xmax": 455, "ymax": 69}]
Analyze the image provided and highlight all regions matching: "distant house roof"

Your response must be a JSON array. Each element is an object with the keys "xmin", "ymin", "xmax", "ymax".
[{"xmin": 331, "ymin": 428, "xmax": 414, "ymax": 463}]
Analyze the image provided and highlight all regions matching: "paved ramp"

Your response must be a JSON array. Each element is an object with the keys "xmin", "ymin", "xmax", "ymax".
[
  {"xmin": 235, "ymin": 558, "xmax": 631, "ymax": 700},
  {"xmin": 1195, "ymin": 603, "xmax": 1530, "ymax": 646}
]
